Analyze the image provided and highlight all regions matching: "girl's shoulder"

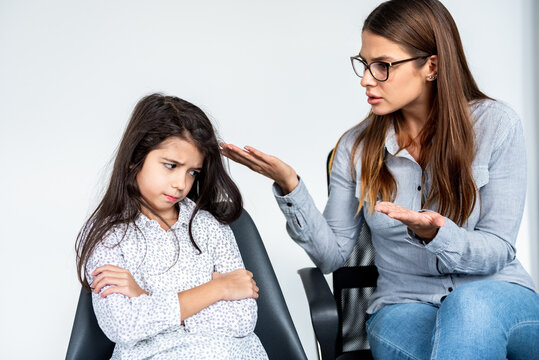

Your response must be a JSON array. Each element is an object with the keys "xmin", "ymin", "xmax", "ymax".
[{"xmin": 181, "ymin": 197, "xmax": 230, "ymax": 231}]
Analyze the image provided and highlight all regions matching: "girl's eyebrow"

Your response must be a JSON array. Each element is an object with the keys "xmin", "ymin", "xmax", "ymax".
[
  {"xmin": 162, "ymin": 157, "xmax": 180, "ymax": 165},
  {"xmin": 162, "ymin": 157, "xmax": 203, "ymax": 170}
]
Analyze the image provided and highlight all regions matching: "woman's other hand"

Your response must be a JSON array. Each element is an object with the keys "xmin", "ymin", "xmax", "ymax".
[
  {"xmin": 212, "ymin": 269, "xmax": 259, "ymax": 301},
  {"xmin": 375, "ymin": 202, "xmax": 446, "ymax": 242},
  {"xmin": 91, "ymin": 264, "xmax": 148, "ymax": 298},
  {"xmin": 220, "ymin": 142, "xmax": 299, "ymax": 194}
]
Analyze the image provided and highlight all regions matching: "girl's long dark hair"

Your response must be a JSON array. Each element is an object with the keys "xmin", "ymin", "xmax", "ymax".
[{"xmin": 76, "ymin": 93, "xmax": 242, "ymax": 291}]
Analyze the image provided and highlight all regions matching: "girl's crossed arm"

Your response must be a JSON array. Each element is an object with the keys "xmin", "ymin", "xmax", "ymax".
[
  {"xmin": 181, "ymin": 222, "xmax": 259, "ymax": 337},
  {"xmin": 89, "ymin": 231, "xmax": 258, "ymax": 346},
  {"xmin": 87, "ymin": 234, "xmax": 182, "ymax": 346},
  {"xmin": 90, "ymin": 226, "xmax": 259, "ymax": 345}
]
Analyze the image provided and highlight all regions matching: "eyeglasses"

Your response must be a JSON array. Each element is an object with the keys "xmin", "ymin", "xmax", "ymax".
[{"xmin": 350, "ymin": 55, "xmax": 429, "ymax": 82}]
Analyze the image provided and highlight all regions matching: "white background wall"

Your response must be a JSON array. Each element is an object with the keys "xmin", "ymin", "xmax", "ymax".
[{"xmin": 0, "ymin": 1, "xmax": 537, "ymax": 359}]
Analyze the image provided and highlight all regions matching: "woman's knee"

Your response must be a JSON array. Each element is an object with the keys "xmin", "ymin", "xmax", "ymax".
[
  {"xmin": 367, "ymin": 303, "xmax": 438, "ymax": 360},
  {"xmin": 439, "ymin": 280, "xmax": 506, "ymax": 323}
]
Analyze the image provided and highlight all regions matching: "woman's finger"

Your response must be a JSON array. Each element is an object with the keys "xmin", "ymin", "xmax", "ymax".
[
  {"xmin": 243, "ymin": 146, "xmax": 276, "ymax": 165},
  {"xmin": 221, "ymin": 144, "xmax": 267, "ymax": 172}
]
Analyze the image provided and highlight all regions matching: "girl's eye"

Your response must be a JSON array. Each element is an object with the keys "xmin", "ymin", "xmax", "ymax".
[
  {"xmin": 189, "ymin": 170, "xmax": 200, "ymax": 176},
  {"xmin": 164, "ymin": 163, "xmax": 176, "ymax": 169}
]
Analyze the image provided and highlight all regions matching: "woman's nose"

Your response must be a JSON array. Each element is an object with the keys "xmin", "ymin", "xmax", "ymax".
[{"xmin": 360, "ymin": 68, "xmax": 377, "ymax": 87}]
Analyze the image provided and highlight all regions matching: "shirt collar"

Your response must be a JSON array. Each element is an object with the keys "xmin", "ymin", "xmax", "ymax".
[{"xmin": 384, "ymin": 124, "xmax": 418, "ymax": 164}]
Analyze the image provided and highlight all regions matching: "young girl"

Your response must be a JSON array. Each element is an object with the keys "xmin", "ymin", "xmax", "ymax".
[
  {"xmin": 222, "ymin": 0, "xmax": 539, "ymax": 359},
  {"xmin": 75, "ymin": 93, "xmax": 268, "ymax": 360}
]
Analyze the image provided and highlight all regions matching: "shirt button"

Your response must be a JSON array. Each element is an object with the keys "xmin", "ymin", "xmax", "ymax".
[
  {"xmin": 441, "ymin": 295, "xmax": 447, "ymax": 302},
  {"xmin": 448, "ymin": 287, "xmax": 453, "ymax": 292},
  {"xmin": 286, "ymin": 202, "xmax": 293, "ymax": 207},
  {"xmin": 417, "ymin": 185, "xmax": 421, "ymax": 191}
]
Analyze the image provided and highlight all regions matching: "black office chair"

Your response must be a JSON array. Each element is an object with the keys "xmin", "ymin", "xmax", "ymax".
[
  {"xmin": 298, "ymin": 150, "xmax": 378, "ymax": 360},
  {"xmin": 66, "ymin": 209, "xmax": 307, "ymax": 360}
]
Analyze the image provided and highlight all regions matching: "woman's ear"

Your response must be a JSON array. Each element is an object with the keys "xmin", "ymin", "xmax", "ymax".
[{"xmin": 426, "ymin": 55, "xmax": 438, "ymax": 81}]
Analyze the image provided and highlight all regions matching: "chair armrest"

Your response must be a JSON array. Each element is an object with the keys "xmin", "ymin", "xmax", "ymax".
[{"xmin": 298, "ymin": 267, "xmax": 339, "ymax": 360}]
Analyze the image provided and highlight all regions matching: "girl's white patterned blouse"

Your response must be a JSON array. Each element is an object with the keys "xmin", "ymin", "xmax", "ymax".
[{"xmin": 85, "ymin": 197, "xmax": 268, "ymax": 360}]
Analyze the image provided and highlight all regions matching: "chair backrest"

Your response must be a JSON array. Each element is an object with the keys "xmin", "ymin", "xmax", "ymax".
[
  {"xmin": 327, "ymin": 149, "xmax": 377, "ymax": 353},
  {"xmin": 66, "ymin": 209, "xmax": 307, "ymax": 360}
]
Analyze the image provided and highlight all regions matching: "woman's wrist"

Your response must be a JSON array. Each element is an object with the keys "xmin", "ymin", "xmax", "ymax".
[
  {"xmin": 277, "ymin": 173, "xmax": 299, "ymax": 195},
  {"xmin": 412, "ymin": 228, "xmax": 439, "ymax": 243}
]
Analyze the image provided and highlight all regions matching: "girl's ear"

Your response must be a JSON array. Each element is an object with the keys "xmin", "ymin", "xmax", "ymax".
[{"xmin": 129, "ymin": 164, "xmax": 134, "ymax": 169}]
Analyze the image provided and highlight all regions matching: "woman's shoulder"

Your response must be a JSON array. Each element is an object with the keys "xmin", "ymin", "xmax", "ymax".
[
  {"xmin": 334, "ymin": 118, "xmax": 371, "ymax": 156},
  {"xmin": 471, "ymin": 99, "xmax": 520, "ymax": 123},
  {"xmin": 471, "ymin": 99, "xmax": 521, "ymax": 149}
]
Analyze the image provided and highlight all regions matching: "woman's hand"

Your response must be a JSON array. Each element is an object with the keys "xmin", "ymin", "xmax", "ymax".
[
  {"xmin": 375, "ymin": 202, "xmax": 446, "ymax": 242},
  {"xmin": 212, "ymin": 269, "xmax": 259, "ymax": 301},
  {"xmin": 91, "ymin": 264, "xmax": 148, "ymax": 298},
  {"xmin": 220, "ymin": 142, "xmax": 299, "ymax": 194}
]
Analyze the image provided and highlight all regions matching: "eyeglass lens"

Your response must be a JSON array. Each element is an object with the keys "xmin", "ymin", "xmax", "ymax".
[{"xmin": 352, "ymin": 58, "xmax": 388, "ymax": 81}]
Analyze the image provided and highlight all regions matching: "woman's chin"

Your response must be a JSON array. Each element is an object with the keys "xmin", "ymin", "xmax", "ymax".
[{"xmin": 371, "ymin": 105, "xmax": 393, "ymax": 116}]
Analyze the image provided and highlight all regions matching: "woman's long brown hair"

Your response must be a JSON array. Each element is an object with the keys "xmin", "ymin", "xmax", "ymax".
[
  {"xmin": 340, "ymin": 0, "xmax": 490, "ymax": 226},
  {"xmin": 75, "ymin": 94, "xmax": 242, "ymax": 291}
]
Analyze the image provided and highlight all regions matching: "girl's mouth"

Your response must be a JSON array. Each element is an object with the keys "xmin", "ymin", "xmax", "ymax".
[{"xmin": 164, "ymin": 194, "xmax": 178, "ymax": 202}]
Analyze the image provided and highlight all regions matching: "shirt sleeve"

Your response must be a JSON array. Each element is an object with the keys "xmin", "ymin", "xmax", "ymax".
[
  {"xmin": 86, "ymin": 230, "xmax": 182, "ymax": 346},
  {"xmin": 418, "ymin": 113, "xmax": 526, "ymax": 275},
  {"xmin": 183, "ymin": 222, "xmax": 257, "ymax": 337},
  {"xmin": 273, "ymin": 134, "xmax": 364, "ymax": 274}
]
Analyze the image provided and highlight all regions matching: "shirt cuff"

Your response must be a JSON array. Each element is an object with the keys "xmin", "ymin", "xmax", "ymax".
[
  {"xmin": 272, "ymin": 177, "xmax": 310, "ymax": 216},
  {"xmin": 424, "ymin": 217, "xmax": 456, "ymax": 255},
  {"xmin": 148, "ymin": 290, "xmax": 183, "ymax": 327}
]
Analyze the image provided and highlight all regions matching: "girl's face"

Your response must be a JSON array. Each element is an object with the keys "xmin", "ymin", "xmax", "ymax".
[
  {"xmin": 358, "ymin": 30, "xmax": 436, "ymax": 116},
  {"xmin": 136, "ymin": 136, "xmax": 204, "ymax": 221}
]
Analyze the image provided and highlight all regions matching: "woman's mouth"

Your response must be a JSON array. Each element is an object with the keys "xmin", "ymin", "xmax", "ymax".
[
  {"xmin": 367, "ymin": 94, "xmax": 383, "ymax": 105},
  {"xmin": 164, "ymin": 194, "xmax": 179, "ymax": 202}
]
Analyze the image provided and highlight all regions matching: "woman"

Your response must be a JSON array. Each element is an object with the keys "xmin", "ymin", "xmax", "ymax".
[{"xmin": 221, "ymin": 0, "xmax": 539, "ymax": 358}]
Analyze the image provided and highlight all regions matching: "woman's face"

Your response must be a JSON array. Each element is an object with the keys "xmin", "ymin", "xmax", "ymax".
[{"xmin": 358, "ymin": 30, "xmax": 435, "ymax": 116}]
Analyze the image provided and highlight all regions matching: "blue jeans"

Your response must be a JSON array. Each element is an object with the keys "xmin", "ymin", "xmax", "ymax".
[{"xmin": 366, "ymin": 280, "xmax": 539, "ymax": 360}]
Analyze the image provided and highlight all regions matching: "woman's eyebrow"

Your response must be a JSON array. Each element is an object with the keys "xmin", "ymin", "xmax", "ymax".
[{"xmin": 358, "ymin": 53, "xmax": 393, "ymax": 62}]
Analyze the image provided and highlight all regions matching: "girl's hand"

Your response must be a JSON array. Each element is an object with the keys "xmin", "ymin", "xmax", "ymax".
[
  {"xmin": 91, "ymin": 264, "xmax": 149, "ymax": 298},
  {"xmin": 374, "ymin": 202, "xmax": 446, "ymax": 242},
  {"xmin": 212, "ymin": 269, "xmax": 259, "ymax": 301},
  {"xmin": 220, "ymin": 142, "xmax": 299, "ymax": 194}
]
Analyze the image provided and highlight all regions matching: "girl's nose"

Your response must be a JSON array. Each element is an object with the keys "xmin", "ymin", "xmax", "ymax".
[
  {"xmin": 172, "ymin": 174, "xmax": 186, "ymax": 190},
  {"xmin": 360, "ymin": 68, "xmax": 377, "ymax": 87}
]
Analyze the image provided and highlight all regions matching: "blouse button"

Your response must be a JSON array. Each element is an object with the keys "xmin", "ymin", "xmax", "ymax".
[
  {"xmin": 286, "ymin": 202, "xmax": 293, "ymax": 207},
  {"xmin": 417, "ymin": 185, "xmax": 421, "ymax": 191}
]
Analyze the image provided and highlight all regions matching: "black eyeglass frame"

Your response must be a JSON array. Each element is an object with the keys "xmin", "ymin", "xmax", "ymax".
[{"xmin": 350, "ymin": 55, "xmax": 431, "ymax": 82}]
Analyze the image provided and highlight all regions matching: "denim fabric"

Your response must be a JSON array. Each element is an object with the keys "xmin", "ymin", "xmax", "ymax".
[
  {"xmin": 365, "ymin": 280, "xmax": 539, "ymax": 360},
  {"xmin": 273, "ymin": 99, "xmax": 537, "ymax": 314}
]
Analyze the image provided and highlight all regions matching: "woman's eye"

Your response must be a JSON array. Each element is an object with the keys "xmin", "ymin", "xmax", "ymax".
[
  {"xmin": 189, "ymin": 170, "xmax": 200, "ymax": 176},
  {"xmin": 164, "ymin": 163, "xmax": 176, "ymax": 169}
]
